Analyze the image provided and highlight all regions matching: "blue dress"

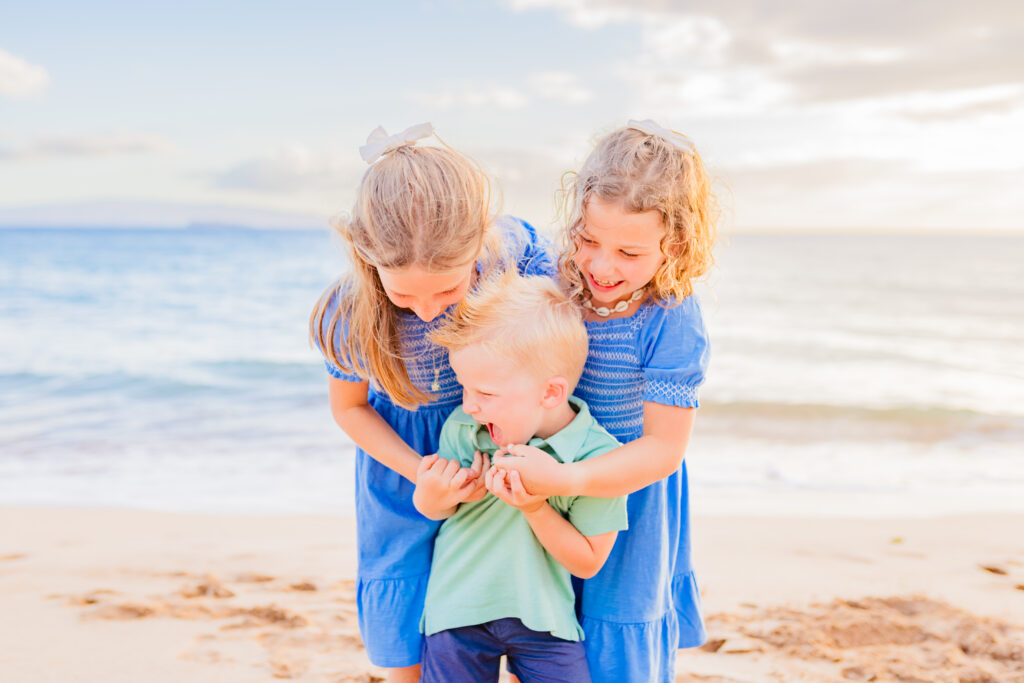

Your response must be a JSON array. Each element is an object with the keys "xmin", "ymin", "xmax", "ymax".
[
  {"xmin": 574, "ymin": 296, "xmax": 709, "ymax": 683},
  {"xmin": 316, "ymin": 217, "xmax": 554, "ymax": 668}
]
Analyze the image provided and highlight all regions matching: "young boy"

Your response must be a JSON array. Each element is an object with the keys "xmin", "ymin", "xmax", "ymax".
[{"xmin": 413, "ymin": 271, "xmax": 628, "ymax": 683}]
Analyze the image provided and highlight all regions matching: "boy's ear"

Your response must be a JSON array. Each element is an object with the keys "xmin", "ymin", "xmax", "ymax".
[{"xmin": 540, "ymin": 376, "xmax": 570, "ymax": 408}]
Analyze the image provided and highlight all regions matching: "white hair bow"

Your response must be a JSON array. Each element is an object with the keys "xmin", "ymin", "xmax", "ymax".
[
  {"xmin": 626, "ymin": 119, "xmax": 695, "ymax": 153},
  {"xmin": 359, "ymin": 122, "xmax": 435, "ymax": 164}
]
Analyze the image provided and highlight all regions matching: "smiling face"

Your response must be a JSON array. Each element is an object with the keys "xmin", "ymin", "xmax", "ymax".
[
  {"xmin": 574, "ymin": 195, "xmax": 667, "ymax": 307},
  {"xmin": 376, "ymin": 261, "xmax": 476, "ymax": 322},
  {"xmin": 449, "ymin": 343, "xmax": 554, "ymax": 447}
]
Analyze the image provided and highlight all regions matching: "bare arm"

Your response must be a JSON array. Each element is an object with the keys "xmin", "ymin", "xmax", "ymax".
[
  {"xmin": 327, "ymin": 376, "xmax": 422, "ymax": 483},
  {"xmin": 522, "ymin": 505, "xmax": 617, "ymax": 579},
  {"xmin": 569, "ymin": 403, "xmax": 695, "ymax": 497},
  {"xmin": 495, "ymin": 403, "xmax": 696, "ymax": 498},
  {"xmin": 486, "ymin": 469, "xmax": 617, "ymax": 579}
]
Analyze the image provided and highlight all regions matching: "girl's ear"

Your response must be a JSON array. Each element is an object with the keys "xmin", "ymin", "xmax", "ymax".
[{"xmin": 540, "ymin": 376, "xmax": 570, "ymax": 408}]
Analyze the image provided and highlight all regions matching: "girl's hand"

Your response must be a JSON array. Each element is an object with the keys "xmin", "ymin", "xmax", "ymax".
[
  {"xmin": 492, "ymin": 444, "xmax": 573, "ymax": 498},
  {"xmin": 485, "ymin": 466, "xmax": 547, "ymax": 514}
]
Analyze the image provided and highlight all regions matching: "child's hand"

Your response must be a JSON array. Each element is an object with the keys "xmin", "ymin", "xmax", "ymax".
[
  {"xmin": 485, "ymin": 466, "xmax": 547, "ymax": 514},
  {"xmin": 492, "ymin": 444, "xmax": 571, "ymax": 497},
  {"xmin": 413, "ymin": 454, "xmax": 482, "ymax": 516},
  {"xmin": 462, "ymin": 451, "xmax": 491, "ymax": 502}
]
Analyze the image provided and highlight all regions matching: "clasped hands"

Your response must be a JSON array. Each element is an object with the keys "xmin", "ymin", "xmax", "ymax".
[{"xmin": 414, "ymin": 444, "xmax": 561, "ymax": 516}]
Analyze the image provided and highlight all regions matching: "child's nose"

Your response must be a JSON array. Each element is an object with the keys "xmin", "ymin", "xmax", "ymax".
[
  {"xmin": 590, "ymin": 252, "xmax": 613, "ymax": 276},
  {"xmin": 412, "ymin": 303, "xmax": 443, "ymax": 322}
]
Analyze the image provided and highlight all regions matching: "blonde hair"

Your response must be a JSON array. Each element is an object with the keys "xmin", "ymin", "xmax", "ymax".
[
  {"xmin": 430, "ymin": 270, "xmax": 589, "ymax": 391},
  {"xmin": 310, "ymin": 142, "xmax": 506, "ymax": 408},
  {"xmin": 559, "ymin": 124, "xmax": 718, "ymax": 305}
]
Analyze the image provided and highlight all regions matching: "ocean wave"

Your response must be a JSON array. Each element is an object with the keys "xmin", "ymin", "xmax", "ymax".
[
  {"xmin": 0, "ymin": 371, "xmax": 238, "ymax": 402},
  {"xmin": 696, "ymin": 400, "xmax": 1024, "ymax": 445},
  {"xmin": 0, "ymin": 360, "xmax": 323, "ymax": 400},
  {"xmin": 191, "ymin": 358, "xmax": 323, "ymax": 383},
  {"xmin": 700, "ymin": 400, "xmax": 1004, "ymax": 422}
]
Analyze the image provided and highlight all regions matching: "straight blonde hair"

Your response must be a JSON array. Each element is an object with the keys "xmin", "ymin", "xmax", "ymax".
[
  {"xmin": 430, "ymin": 270, "xmax": 589, "ymax": 391},
  {"xmin": 559, "ymin": 125, "xmax": 718, "ymax": 305},
  {"xmin": 310, "ymin": 143, "xmax": 506, "ymax": 408}
]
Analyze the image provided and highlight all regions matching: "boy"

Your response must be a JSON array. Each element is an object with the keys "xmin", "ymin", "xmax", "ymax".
[{"xmin": 413, "ymin": 271, "xmax": 628, "ymax": 683}]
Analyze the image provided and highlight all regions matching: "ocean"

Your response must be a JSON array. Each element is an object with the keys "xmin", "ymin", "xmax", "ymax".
[{"xmin": 1, "ymin": 227, "xmax": 1021, "ymax": 517}]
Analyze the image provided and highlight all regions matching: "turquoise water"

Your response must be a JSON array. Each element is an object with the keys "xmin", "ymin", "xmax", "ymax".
[{"xmin": 1, "ymin": 228, "xmax": 1022, "ymax": 515}]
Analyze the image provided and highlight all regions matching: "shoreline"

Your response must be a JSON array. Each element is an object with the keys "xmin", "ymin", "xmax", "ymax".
[{"xmin": 2, "ymin": 507, "xmax": 1022, "ymax": 681}]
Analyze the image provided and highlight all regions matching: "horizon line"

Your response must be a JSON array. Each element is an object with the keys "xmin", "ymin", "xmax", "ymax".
[{"xmin": 1, "ymin": 223, "xmax": 1021, "ymax": 236}]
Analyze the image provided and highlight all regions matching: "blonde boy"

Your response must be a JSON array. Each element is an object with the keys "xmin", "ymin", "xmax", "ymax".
[{"xmin": 413, "ymin": 271, "xmax": 628, "ymax": 683}]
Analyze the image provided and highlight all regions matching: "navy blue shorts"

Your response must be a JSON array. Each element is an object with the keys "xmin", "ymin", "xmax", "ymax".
[{"xmin": 421, "ymin": 617, "xmax": 590, "ymax": 683}]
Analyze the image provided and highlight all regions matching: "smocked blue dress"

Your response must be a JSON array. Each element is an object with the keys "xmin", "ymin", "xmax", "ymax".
[
  {"xmin": 316, "ymin": 217, "xmax": 553, "ymax": 668},
  {"xmin": 574, "ymin": 295, "xmax": 709, "ymax": 683}
]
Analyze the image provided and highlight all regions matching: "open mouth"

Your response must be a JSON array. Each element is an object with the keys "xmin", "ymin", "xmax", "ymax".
[
  {"xmin": 486, "ymin": 422, "xmax": 505, "ymax": 446},
  {"xmin": 588, "ymin": 274, "xmax": 623, "ymax": 292}
]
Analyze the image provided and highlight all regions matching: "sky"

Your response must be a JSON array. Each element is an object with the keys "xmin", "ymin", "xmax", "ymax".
[{"xmin": 1, "ymin": 0, "xmax": 1023, "ymax": 231}]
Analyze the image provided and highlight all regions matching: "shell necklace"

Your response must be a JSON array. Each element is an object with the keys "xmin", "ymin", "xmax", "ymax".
[
  {"xmin": 582, "ymin": 287, "xmax": 645, "ymax": 317},
  {"xmin": 431, "ymin": 361, "xmax": 442, "ymax": 392}
]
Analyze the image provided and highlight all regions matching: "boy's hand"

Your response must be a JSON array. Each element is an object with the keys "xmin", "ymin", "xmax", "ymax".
[
  {"xmin": 462, "ymin": 451, "xmax": 491, "ymax": 502},
  {"xmin": 414, "ymin": 454, "xmax": 482, "ymax": 514},
  {"xmin": 492, "ymin": 444, "xmax": 571, "ymax": 497},
  {"xmin": 485, "ymin": 466, "xmax": 547, "ymax": 514}
]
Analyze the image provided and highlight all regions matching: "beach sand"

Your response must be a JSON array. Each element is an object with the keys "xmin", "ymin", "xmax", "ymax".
[{"xmin": 1, "ymin": 508, "xmax": 1022, "ymax": 682}]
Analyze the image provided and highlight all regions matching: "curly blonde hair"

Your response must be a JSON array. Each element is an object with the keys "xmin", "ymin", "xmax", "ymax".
[
  {"xmin": 558, "ymin": 124, "xmax": 718, "ymax": 305},
  {"xmin": 310, "ymin": 142, "xmax": 506, "ymax": 408}
]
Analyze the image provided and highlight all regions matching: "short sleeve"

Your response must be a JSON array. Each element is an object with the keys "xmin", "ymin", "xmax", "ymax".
[
  {"xmin": 499, "ymin": 216, "xmax": 556, "ymax": 279},
  {"xmin": 313, "ymin": 284, "xmax": 365, "ymax": 383},
  {"xmin": 567, "ymin": 494, "xmax": 628, "ymax": 537},
  {"xmin": 640, "ymin": 296, "xmax": 709, "ymax": 408},
  {"xmin": 564, "ymin": 429, "xmax": 628, "ymax": 537},
  {"xmin": 436, "ymin": 410, "xmax": 476, "ymax": 467}
]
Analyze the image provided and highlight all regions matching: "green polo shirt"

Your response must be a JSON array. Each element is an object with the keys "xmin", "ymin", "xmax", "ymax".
[{"xmin": 421, "ymin": 396, "xmax": 627, "ymax": 642}]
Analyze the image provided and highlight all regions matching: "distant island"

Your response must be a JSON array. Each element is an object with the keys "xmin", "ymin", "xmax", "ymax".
[{"xmin": 0, "ymin": 200, "xmax": 328, "ymax": 231}]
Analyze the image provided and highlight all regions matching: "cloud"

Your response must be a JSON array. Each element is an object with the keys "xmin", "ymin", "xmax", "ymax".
[
  {"xmin": 780, "ymin": 32, "xmax": 1024, "ymax": 104},
  {"xmin": 468, "ymin": 142, "xmax": 585, "ymax": 229},
  {"xmin": 719, "ymin": 157, "xmax": 913, "ymax": 192},
  {"xmin": 504, "ymin": 0, "xmax": 634, "ymax": 29},
  {"xmin": 897, "ymin": 98, "xmax": 1021, "ymax": 123},
  {"xmin": 528, "ymin": 71, "xmax": 593, "ymax": 104},
  {"xmin": 0, "ymin": 49, "xmax": 49, "ymax": 99},
  {"xmin": 407, "ymin": 84, "xmax": 529, "ymax": 111},
  {"xmin": 716, "ymin": 157, "xmax": 1024, "ymax": 230},
  {"xmin": 507, "ymin": 0, "xmax": 1024, "ymax": 113},
  {"xmin": 884, "ymin": 86, "xmax": 1024, "ymax": 123},
  {"xmin": 0, "ymin": 133, "xmax": 177, "ymax": 161},
  {"xmin": 215, "ymin": 145, "xmax": 362, "ymax": 194},
  {"xmin": 407, "ymin": 72, "xmax": 593, "ymax": 111}
]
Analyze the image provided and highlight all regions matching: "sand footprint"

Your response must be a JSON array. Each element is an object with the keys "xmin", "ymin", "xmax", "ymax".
[
  {"xmin": 59, "ymin": 571, "xmax": 378, "ymax": 680},
  {"xmin": 978, "ymin": 562, "xmax": 1024, "ymax": 594},
  {"xmin": 180, "ymin": 574, "xmax": 235, "ymax": 598}
]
